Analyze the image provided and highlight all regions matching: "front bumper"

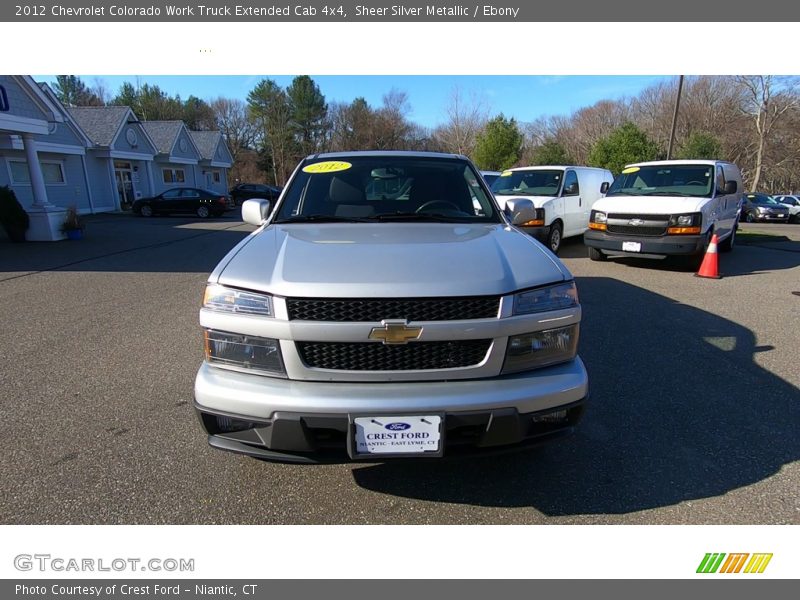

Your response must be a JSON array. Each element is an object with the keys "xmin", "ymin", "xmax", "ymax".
[
  {"xmin": 194, "ymin": 358, "xmax": 588, "ymax": 463},
  {"xmin": 584, "ymin": 230, "xmax": 706, "ymax": 256},
  {"xmin": 519, "ymin": 225, "xmax": 549, "ymax": 242},
  {"xmin": 751, "ymin": 214, "xmax": 789, "ymax": 222}
]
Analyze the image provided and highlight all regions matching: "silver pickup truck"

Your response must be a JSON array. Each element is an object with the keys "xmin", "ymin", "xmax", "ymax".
[{"xmin": 194, "ymin": 151, "xmax": 588, "ymax": 462}]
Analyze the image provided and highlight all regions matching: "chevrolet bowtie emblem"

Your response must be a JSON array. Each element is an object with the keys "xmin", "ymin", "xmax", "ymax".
[
  {"xmin": 368, "ymin": 320, "xmax": 423, "ymax": 345},
  {"xmin": 628, "ymin": 218, "xmax": 646, "ymax": 226}
]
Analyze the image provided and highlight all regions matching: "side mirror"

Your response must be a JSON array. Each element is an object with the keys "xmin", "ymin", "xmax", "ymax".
[
  {"xmin": 242, "ymin": 198, "xmax": 271, "ymax": 226},
  {"xmin": 600, "ymin": 182, "xmax": 610, "ymax": 194},
  {"xmin": 506, "ymin": 198, "xmax": 536, "ymax": 226},
  {"xmin": 723, "ymin": 181, "xmax": 738, "ymax": 194},
  {"xmin": 563, "ymin": 183, "xmax": 579, "ymax": 196}
]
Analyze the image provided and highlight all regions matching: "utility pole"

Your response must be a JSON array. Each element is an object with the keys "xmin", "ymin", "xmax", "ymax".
[{"xmin": 667, "ymin": 75, "xmax": 685, "ymax": 160}]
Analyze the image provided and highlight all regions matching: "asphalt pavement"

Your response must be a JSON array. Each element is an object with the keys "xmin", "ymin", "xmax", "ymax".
[{"xmin": 0, "ymin": 215, "xmax": 798, "ymax": 524}]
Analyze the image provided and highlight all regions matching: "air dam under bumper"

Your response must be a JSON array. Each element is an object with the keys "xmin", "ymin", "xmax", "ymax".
[
  {"xmin": 194, "ymin": 358, "xmax": 588, "ymax": 463},
  {"xmin": 584, "ymin": 230, "xmax": 707, "ymax": 256}
]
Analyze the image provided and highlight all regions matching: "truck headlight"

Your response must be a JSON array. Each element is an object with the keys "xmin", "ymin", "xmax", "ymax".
[
  {"xmin": 667, "ymin": 212, "xmax": 701, "ymax": 234},
  {"xmin": 513, "ymin": 281, "xmax": 578, "ymax": 315},
  {"xmin": 589, "ymin": 210, "xmax": 607, "ymax": 230},
  {"xmin": 203, "ymin": 284, "xmax": 273, "ymax": 316},
  {"xmin": 204, "ymin": 329, "xmax": 286, "ymax": 377},
  {"xmin": 502, "ymin": 324, "xmax": 579, "ymax": 374},
  {"xmin": 519, "ymin": 207, "xmax": 545, "ymax": 227}
]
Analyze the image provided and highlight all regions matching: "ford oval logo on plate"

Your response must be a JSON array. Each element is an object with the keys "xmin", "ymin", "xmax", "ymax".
[{"xmin": 385, "ymin": 422, "xmax": 411, "ymax": 431}]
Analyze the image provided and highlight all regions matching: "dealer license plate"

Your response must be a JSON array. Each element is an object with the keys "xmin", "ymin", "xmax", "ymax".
[
  {"xmin": 353, "ymin": 415, "xmax": 442, "ymax": 456},
  {"xmin": 622, "ymin": 241, "xmax": 642, "ymax": 252}
]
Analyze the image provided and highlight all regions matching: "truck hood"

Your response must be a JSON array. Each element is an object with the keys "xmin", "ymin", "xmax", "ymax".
[
  {"xmin": 594, "ymin": 195, "xmax": 706, "ymax": 214},
  {"xmin": 494, "ymin": 195, "xmax": 557, "ymax": 210},
  {"xmin": 217, "ymin": 223, "xmax": 568, "ymax": 297}
]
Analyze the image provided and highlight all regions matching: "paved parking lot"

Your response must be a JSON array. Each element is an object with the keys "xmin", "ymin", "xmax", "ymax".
[{"xmin": 1, "ymin": 215, "xmax": 798, "ymax": 524}]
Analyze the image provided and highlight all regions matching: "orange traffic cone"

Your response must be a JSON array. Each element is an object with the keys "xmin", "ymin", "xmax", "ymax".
[{"xmin": 695, "ymin": 234, "xmax": 721, "ymax": 279}]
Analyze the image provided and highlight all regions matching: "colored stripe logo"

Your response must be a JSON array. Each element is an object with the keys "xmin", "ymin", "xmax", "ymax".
[{"xmin": 697, "ymin": 553, "xmax": 772, "ymax": 574}]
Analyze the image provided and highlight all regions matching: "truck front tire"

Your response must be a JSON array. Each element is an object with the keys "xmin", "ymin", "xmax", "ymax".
[
  {"xmin": 547, "ymin": 222, "xmax": 563, "ymax": 254},
  {"xmin": 587, "ymin": 246, "xmax": 606, "ymax": 261}
]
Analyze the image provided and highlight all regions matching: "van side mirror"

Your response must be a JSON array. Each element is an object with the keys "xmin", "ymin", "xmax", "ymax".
[
  {"xmin": 600, "ymin": 182, "xmax": 610, "ymax": 194},
  {"xmin": 242, "ymin": 198, "xmax": 271, "ymax": 226},
  {"xmin": 563, "ymin": 183, "xmax": 579, "ymax": 196},
  {"xmin": 505, "ymin": 198, "xmax": 536, "ymax": 226},
  {"xmin": 723, "ymin": 181, "xmax": 738, "ymax": 194}
]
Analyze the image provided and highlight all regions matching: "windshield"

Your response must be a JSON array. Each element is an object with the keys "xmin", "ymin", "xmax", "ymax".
[
  {"xmin": 274, "ymin": 156, "xmax": 500, "ymax": 223},
  {"xmin": 606, "ymin": 164, "xmax": 714, "ymax": 198},
  {"xmin": 746, "ymin": 194, "xmax": 777, "ymax": 205},
  {"xmin": 490, "ymin": 169, "xmax": 563, "ymax": 196}
]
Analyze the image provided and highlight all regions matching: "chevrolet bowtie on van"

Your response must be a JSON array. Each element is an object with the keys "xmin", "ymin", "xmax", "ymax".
[
  {"xmin": 584, "ymin": 160, "xmax": 742, "ymax": 266},
  {"xmin": 490, "ymin": 166, "xmax": 613, "ymax": 254},
  {"xmin": 194, "ymin": 151, "xmax": 588, "ymax": 462}
]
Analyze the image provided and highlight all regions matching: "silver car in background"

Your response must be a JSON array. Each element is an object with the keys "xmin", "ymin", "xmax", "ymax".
[{"xmin": 194, "ymin": 151, "xmax": 588, "ymax": 463}]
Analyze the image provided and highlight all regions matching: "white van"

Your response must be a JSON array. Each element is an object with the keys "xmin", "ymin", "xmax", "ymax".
[
  {"xmin": 491, "ymin": 166, "xmax": 613, "ymax": 254},
  {"xmin": 584, "ymin": 160, "xmax": 742, "ymax": 266}
]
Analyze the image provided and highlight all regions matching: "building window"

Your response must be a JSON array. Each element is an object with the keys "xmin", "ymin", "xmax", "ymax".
[
  {"xmin": 163, "ymin": 168, "xmax": 185, "ymax": 184},
  {"xmin": 8, "ymin": 159, "xmax": 66, "ymax": 185},
  {"xmin": 212, "ymin": 170, "xmax": 221, "ymax": 183}
]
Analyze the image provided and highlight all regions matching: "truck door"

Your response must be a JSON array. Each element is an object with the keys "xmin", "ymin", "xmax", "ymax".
[
  {"xmin": 714, "ymin": 165, "xmax": 732, "ymax": 240},
  {"xmin": 561, "ymin": 169, "xmax": 583, "ymax": 236}
]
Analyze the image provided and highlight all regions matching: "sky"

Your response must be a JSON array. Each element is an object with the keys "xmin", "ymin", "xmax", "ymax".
[{"xmin": 38, "ymin": 75, "xmax": 671, "ymax": 128}]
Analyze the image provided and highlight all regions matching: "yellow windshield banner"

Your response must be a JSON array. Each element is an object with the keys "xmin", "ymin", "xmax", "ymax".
[
  {"xmin": 621, "ymin": 167, "xmax": 640, "ymax": 174},
  {"xmin": 500, "ymin": 170, "xmax": 513, "ymax": 177},
  {"xmin": 302, "ymin": 161, "xmax": 352, "ymax": 174}
]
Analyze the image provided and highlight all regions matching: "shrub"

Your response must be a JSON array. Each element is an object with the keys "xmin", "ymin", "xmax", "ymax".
[
  {"xmin": 0, "ymin": 186, "xmax": 30, "ymax": 242},
  {"xmin": 60, "ymin": 206, "xmax": 84, "ymax": 232}
]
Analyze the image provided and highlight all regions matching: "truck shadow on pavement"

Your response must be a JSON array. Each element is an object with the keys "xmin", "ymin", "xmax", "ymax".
[{"xmin": 351, "ymin": 276, "xmax": 800, "ymax": 517}]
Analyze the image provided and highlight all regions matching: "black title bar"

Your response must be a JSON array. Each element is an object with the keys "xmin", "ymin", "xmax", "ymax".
[{"xmin": 5, "ymin": 0, "xmax": 800, "ymax": 21}]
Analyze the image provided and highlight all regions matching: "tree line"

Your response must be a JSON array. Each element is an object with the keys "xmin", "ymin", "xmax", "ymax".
[{"xmin": 53, "ymin": 75, "xmax": 800, "ymax": 192}]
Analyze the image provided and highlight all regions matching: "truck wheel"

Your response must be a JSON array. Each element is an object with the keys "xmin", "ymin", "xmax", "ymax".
[
  {"xmin": 547, "ymin": 222, "xmax": 562, "ymax": 254},
  {"xmin": 588, "ymin": 247, "xmax": 606, "ymax": 261}
]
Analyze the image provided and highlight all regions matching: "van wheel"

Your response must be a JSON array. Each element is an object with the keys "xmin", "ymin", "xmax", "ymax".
[
  {"xmin": 546, "ymin": 222, "xmax": 562, "ymax": 254},
  {"xmin": 719, "ymin": 225, "xmax": 735, "ymax": 252},
  {"xmin": 588, "ymin": 247, "xmax": 607, "ymax": 261}
]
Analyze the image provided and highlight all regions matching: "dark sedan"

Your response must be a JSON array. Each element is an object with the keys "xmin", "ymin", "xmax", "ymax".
[
  {"xmin": 133, "ymin": 188, "xmax": 233, "ymax": 218},
  {"xmin": 741, "ymin": 193, "xmax": 790, "ymax": 223},
  {"xmin": 229, "ymin": 183, "xmax": 282, "ymax": 206}
]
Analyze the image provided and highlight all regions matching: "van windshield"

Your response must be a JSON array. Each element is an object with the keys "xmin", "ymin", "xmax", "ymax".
[
  {"xmin": 490, "ymin": 169, "xmax": 563, "ymax": 196},
  {"xmin": 274, "ymin": 156, "xmax": 501, "ymax": 223},
  {"xmin": 606, "ymin": 164, "xmax": 714, "ymax": 198}
]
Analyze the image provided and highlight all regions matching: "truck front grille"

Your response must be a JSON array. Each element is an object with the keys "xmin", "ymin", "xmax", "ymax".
[
  {"xmin": 606, "ymin": 213, "xmax": 669, "ymax": 237},
  {"xmin": 297, "ymin": 340, "xmax": 492, "ymax": 371},
  {"xmin": 286, "ymin": 297, "xmax": 500, "ymax": 322}
]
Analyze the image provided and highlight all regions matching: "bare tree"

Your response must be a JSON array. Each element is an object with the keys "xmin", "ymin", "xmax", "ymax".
[
  {"xmin": 435, "ymin": 86, "xmax": 489, "ymax": 156},
  {"xmin": 373, "ymin": 88, "xmax": 413, "ymax": 149},
  {"xmin": 210, "ymin": 97, "xmax": 256, "ymax": 165},
  {"xmin": 735, "ymin": 76, "xmax": 800, "ymax": 191}
]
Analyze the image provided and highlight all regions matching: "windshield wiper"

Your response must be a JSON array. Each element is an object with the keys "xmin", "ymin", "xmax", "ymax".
[
  {"xmin": 647, "ymin": 191, "xmax": 696, "ymax": 197},
  {"xmin": 374, "ymin": 212, "xmax": 461, "ymax": 222},
  {"xmin": 276, "ymin": 214, "xmax": 374, "ymax": 223}
]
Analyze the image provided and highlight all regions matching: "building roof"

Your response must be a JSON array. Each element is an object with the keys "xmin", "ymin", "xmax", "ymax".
[
  {"xmin": 141, "ymin": 121, "xmax": 186, "ymax": 155},
  {"xmin": 188, "ymin": 130, "xmax": 222, "ymax": 161},
  {"xmin": 68, "ymin": 106, "xmax": 132, "ymax": 146}
]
